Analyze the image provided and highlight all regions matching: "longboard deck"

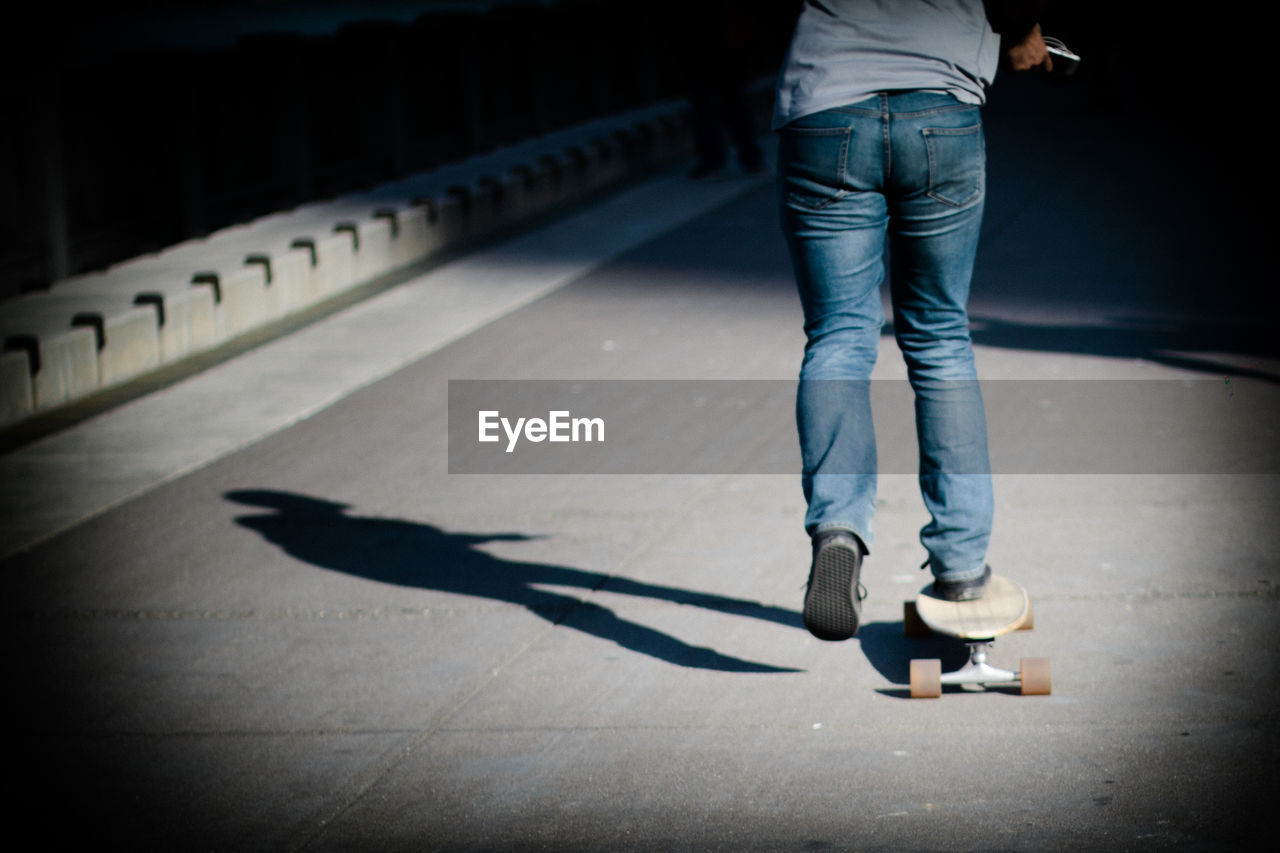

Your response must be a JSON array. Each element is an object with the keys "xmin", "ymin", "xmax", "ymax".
[{"xmin": 914, "ymin": 573, "xmax": 1028, "ymax": 640}]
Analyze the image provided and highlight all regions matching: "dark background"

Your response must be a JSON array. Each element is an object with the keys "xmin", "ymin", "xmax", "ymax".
[{"xmin": 0, "ymin": 1, "xmax": 1263, "ymax": 301}]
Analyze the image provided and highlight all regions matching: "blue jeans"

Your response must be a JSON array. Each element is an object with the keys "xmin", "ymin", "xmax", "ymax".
[{"xmin": 779, "ymin": 92, "xmax": 993, "ymax": 583}]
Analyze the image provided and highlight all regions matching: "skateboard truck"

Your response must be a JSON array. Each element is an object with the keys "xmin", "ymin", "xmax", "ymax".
[
  {"xmin": 905, "ymin": 574, "xmax": 1051, "ymax": 698},
  {"xmin": 944, "ymin": 641, "xmax": 1017, "ymax": 687},
  {"xmin": 909, "ymin": 644, "xmax": 1051, "ymax": 698},
  {"xmin": 909, "ymin": 645, "xmax": 1050, "ymax": 698}
]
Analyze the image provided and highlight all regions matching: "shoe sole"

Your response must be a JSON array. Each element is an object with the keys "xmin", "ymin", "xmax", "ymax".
[{"xmin": 804, "ymin": 541, "xmax": 861, "ymax": 641}]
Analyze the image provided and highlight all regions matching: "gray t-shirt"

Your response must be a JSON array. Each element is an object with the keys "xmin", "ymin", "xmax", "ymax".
[{"xmin": 773, "ymin": 0, "xmax": 1001, "ymax": 129}]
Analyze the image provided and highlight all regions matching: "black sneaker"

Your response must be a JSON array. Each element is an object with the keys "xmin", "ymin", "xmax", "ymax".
[
  {"xmin": 803, "ymin": 530, "xmax": 865, "ymax": 641},
  {"xmin": 932, "ymin": 564, "xmax": 992, "ymax": 602}
]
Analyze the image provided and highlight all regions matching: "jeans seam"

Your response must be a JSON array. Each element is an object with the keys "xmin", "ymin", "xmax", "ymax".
[
  {"xmin": 881, "ymin": 94, "xmax": 891, "ymax": 184},
  {"xmin": 813, "ymin": 522, "xmax": 871, "ymax": 553},
  {"xmin": 827, "ymin": 96, "xmax": 975, "ymax": 120},
  {"xmin": 932, "ymin": 566, "xmax": 987, "ymax": 583},
  {"xmin": 891, "ymin": 104, "xmax": 977, "ymax": 119}
]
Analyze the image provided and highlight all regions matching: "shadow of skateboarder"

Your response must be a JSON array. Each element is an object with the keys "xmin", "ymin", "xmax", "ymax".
[{"xmin": 226, "ymin": 489, "xmax": 803, "ymax": 673}]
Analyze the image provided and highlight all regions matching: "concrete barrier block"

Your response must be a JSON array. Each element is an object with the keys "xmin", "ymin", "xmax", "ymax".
[
  {"xmin": 507, "ymin": 164, "xmax": 546, "ymax": 219},
  {"xmin": 372, "ymin": 209, "xmax": 408, "ymax": 269},
  {"xmin": 257, "ymin": 249, "xmax": 312, "ymax": 316},
  {"xmin": 286, "ymin": 233, "xmax": 355, "ymax": 305},
  {"xmin": 313, "ymin": 231, "xmax": 356, "ymax": 299},
  {"xmin": 443, "ymin": 185, "xmax": 481, "ymax": 242},
  {"xmin": 54, "ymin": 265, "xmax": 221, "ymax": 366},
  {"xmin": 492, "ymin": 170, "xmax": 533, "ymax": 225},
  {"xmin": 194, "ymin": 266, "xmax": 268, "ymax": 341},
  {"xmin": 589, "ymin": 136, "xmax": 626, "ymax": 188},
  {"xmin": 432, "ymin": 193, "xmax": 468, "ymax": 249},
  {"xmin": 40, "ymin": 326, "xmax": 100, "ymax": 408},
  {"xmin": 2, "ymin": 293, "xmax": 162, "ymax": 408},
  {"xmin": 286, "ymin": 238, "xmax": 322, "ymax": 304},
  {"xmin": 561, "ymin": 146, "xmax": 593, "ymax": 197},
  {"xmin": 133, "ymin": 287, "xmax": 218, "ymax": 363},
  {"xmin": 49, "ymin": 269, "xmax": 108, "ymax": 297},
  {"xmin": 576, "ymin": 141, "xmax": 608, "ymax": 192},
  {"xmin": 606, "ymin": 138, "xmax": 631, "ymax": 183},
  {"xmin": 5, "ymin": 325, "xmax": 101, "ymax": 410},
  {"xmin": 51, "ymin": 268, "xmax": 211, "ymax": 368},
  {"xmin": 388, "ymin": 206, "xmax": 436, "ymax": 267},
  {"xmin": 80, "ymin": 305, "xmax": 162, "ymax": 387},
  {"xmin": 535, "ymin": 152, "xmax": 578, "ymax": 208},
  {"xmin": 243, "ymin": 254, "xmax": 284, "ymax": 320},
  {"xmin": 473, "ymin": 177, "xmax": 506, "ymax": 234},
  {"xmin": 533, "ymin": 153, "xmax": 562, "ymax": 199},
  {"xmin": 0, "ymin": 349, "xmax": 34, "ymax": 427},
  {"xmin": 532, "ymin": 158, "xmax": 565, "ymax": 213},
  {"xmin": 343, "ymin": 217, "xmax": 396, "ymax": 282},
  {"xmin": 583, "ymin": 143, "xmax": 613, "ymax": 190}
]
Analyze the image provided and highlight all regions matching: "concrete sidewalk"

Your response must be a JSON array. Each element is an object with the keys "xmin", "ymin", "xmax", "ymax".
[{"xmin": 4, "ymin": 74, "xmax": 1278, "ymax": 850}]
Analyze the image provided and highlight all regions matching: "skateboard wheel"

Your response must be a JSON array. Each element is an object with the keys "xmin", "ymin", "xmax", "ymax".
[
  {"xmin": 1018, "ymin": 598, "xmax": 1034, "ymax": 631},
  {"xmin": 903, "ymin": 600, "xmax": 931, "ymax": 637},
  {"xmin": 1019, "ymin": 657, "xmax": 1051, "ymax": 695},
  {"xmin": 909, "ymin": 659, "xmax": 942, "ymax": 699}
]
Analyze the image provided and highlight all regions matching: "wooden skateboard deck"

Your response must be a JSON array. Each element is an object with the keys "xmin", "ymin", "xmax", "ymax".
[
  {"xmin": 904, "ymin": 574, "xmax": 1050, "ymax": 698},
  {"xmin": 913, "ymin": 573, "xmax": 1029, "ymax": 639}
]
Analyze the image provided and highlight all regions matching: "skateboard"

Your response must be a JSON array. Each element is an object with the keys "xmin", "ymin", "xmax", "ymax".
[{"xmin": 903, "ymin": 573, "xmax": 1050, "ymax": 698}]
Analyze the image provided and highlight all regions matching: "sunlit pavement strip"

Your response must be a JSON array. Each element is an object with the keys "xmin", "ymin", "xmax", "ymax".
[{"xmin": 0, "ymin": 171, "xmax": 769, "ymax": 557}]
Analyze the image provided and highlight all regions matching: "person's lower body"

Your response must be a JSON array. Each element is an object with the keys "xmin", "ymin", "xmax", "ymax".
[{"xmin": 779, "ymin": 93, "xmax": 995, "ymax": 637}]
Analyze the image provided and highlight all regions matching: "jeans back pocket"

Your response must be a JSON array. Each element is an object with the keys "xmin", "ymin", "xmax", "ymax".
[
  {"xmin": 780, "ymin": 125, "xmax": 851, "ymax": 211},
  {"xmin": 922, "ymin": 124, "xmax": 983, "ymax": 208}
]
